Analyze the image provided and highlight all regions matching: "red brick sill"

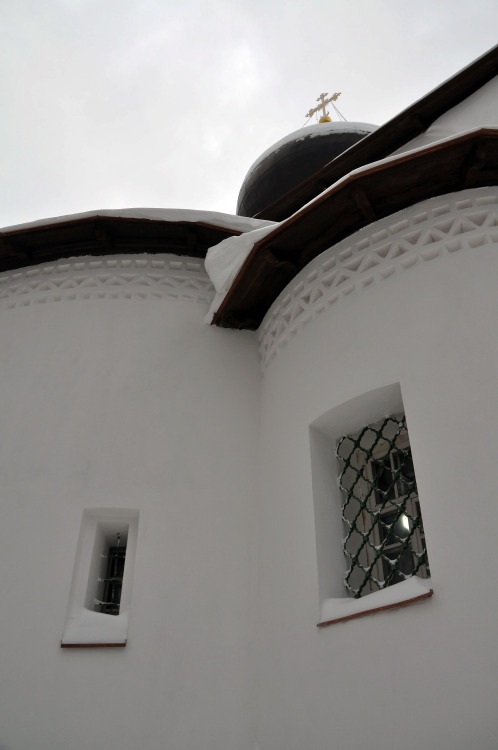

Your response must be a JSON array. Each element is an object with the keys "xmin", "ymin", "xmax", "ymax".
[{"xmin": 61, "ymin": 641, "xmax": 127, "ymax": 648}]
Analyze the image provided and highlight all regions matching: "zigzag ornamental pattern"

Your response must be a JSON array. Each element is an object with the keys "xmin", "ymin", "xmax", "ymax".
[
  {"xmin": 259, "ymin": 189, "xmax": 498, "ymax": 370},
  {"xmin": 0, "ymin": 255, "xmax": 214, "ymax": 309}
]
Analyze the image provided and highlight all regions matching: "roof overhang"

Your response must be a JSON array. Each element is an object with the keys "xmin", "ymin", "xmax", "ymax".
[
  {"xmin": 213, "ymin": 128, "xmax": 498, "ymax": 330},
  {"xmin": 255, "ymin": 44, "xmax": 498, "ymax": 222},
  {"xmin": 0, "ymin": 212, "xmax": 268, "ymax": 274}
]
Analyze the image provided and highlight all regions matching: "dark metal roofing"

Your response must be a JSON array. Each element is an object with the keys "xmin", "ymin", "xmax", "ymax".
[
  {"xmin": 213, "ymin": 128, "xmax": 498, "ymax": 330},
  {"xmin": 237, "ymin": 128, "xmax": 370, "ymax": 219},
  {"xmin": 254, "ymin": 44, "xmax": 498, "ymax": 222}
]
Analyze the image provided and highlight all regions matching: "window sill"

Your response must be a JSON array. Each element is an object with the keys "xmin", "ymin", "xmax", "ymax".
[
  {"xmin": 317, "ymin": 577, "xmax": 433, "ymax": 628},
  {"xmin": 61, "ymin": 607, "xmax": 129, "ymax": 647},
  {"xmin": 61, "ymin": 641, "xmax": 126, "ymax": 648}
]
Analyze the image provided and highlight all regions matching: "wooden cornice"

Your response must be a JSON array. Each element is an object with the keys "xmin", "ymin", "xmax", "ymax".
[
  {"xmin": 213, "ymin": 128, "xmax": 498, "ymax": 330},
  {"xmin": 0, "ymin": 215, "xmax": 247, "ymax": 274}
]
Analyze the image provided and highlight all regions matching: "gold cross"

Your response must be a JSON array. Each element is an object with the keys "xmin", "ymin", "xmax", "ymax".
[{"xmin": 305, "ymin": 92, "xmax": 341, "ymax": 121}]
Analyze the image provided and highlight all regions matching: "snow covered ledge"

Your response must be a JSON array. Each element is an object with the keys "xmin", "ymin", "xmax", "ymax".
[
  {"xmin": 204, "ymin": 223, "xmax": 277, "ymax": 323},
  {"xmin": 318, "ymin": 577, "xmax": 433, "ymax": 628}
]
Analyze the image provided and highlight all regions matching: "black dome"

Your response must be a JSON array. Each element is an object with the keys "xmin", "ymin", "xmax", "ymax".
[{"xmin": 237, "ymin": 122, "xmax": 377, "ymax": 219}]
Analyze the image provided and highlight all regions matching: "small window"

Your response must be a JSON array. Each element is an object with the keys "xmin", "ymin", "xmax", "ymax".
[
  {"xmin": 61, "ymin": 509, "xmax": 138, "ymax": 647},
  {"xmin": 337, "ymin": 414, "xmax": 430, "ymax": 598}
]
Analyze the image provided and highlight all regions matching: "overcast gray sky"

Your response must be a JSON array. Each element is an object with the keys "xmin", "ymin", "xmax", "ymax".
[{"xmin": 1, "ymin": 0, "xmax": 497, "ymax": 228}]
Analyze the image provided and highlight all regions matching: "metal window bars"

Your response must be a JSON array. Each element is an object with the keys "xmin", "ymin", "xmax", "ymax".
[
  {"xmin": 337, "ymin": 415, "xmax": 430, "ymax": 598},
  {"xmin": 95, "ymin": 533, "xmax": 126, "ymax": 615}
]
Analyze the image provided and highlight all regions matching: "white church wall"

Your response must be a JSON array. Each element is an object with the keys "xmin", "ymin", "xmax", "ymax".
[
  {"xmin": 393, "ymin": 75, "xmax": 498, "ymax": 155},
  {"xmin": 255, "ymin": 188, "xmax": 498, "ymax": 749},
  {"xmin": 0, "ymin": 255, "xmax": 260, "ymax": 750}
]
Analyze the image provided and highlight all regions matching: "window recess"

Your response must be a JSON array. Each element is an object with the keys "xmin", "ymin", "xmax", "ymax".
[{"xmin": 61, "ymin": 509, "xmax": 138, "ymax": 647}]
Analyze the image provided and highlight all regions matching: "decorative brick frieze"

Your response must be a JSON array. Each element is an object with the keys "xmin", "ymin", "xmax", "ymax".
[
  {"xmin": 259, "ymin": 189, "xmax": 498, "ymax": 369},
  {"xmin": 0, "ymin": 255, "xmax": 214, "ymax": 309}
]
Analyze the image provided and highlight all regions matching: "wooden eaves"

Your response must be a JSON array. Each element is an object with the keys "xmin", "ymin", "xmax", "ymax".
[
  {"xmin": 213, "ymin": 128, "xmax": 498, "ymax": 330},
  {"xmin": 0, "ymin": 214, "xmax": 249, "ymax": 275},
  {"xmin": 256, "ymin": 44, "xmax": 498, "ymax": 222}
]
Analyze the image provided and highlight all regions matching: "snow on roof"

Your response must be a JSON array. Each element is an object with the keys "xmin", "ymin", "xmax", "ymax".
[
  {"xmin": 242, "ymin": 121, "xmax": 378, "ymax": 184},
  {"xmin": 204, "ymin": 222, "xmax": 278, "ymax": 323},
  {"xmin": 205, "ymin": 125, "xmax": 498, "ymax": 324},
  {"xmin": 1, "ymin": 207, "xmax": 275, "ymax": 236}
]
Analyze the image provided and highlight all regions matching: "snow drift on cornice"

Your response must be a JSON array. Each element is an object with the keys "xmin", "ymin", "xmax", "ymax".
[{"xmin": 1, "ymin": 208, "xmax": 275, "ymax": 236}]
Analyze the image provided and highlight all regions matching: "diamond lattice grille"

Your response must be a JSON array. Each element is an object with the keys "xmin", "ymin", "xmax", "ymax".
[{"xmin": 337, "ymin": 415, "xmax": 430, "ymax": 598}]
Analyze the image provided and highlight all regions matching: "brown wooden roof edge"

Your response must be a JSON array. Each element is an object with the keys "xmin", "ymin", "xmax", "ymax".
[
  {"xmin": 212, "ymin": 128, "xmax": 498, "ymax": 330},
  {"xmin": 0, "ymin": 212, "xmax": 273, "ymax": 274},
  {"xmin": 0, "ymin": 212, "xmax": 255, "ymax": 239},
  {"xmin": 266, "ymin": 127, "xmax": 498, "ymax": 237},
  {"xmin": 253, "ymin": 44, "xmax": 498, "ymax": 222}
]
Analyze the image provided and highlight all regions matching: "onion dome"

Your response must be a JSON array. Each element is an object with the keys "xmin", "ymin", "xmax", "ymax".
[{"xmin": 237, "ymin": 121, "xmax": 377, "ymax": 219}]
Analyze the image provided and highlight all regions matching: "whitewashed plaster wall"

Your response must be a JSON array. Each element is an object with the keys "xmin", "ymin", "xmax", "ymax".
[
  {"xmin": 394, "ymin": 75, "xmax": 498, "ymax": 154},
  {"xmin": 0, "ymin": 255, "xmax": 260, "ymax": 750},
  {"xmin": 255, "ymin": 188, "xmax": 498, "ymax": 750}
]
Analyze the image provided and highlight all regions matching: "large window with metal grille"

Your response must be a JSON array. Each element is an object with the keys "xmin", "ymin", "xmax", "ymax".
[{"xmin": 337, "ymin": 414, "xmax": 430, "ymax": 599}]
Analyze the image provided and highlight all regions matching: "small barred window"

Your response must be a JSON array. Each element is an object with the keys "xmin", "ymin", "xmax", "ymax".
[
  {"xmin": 337, "ymin": 415, "xmax": 430, "ymax": 598},
  {"xmin": 96, "ymin": 536, "xmax": 127, "ymax": 616}
]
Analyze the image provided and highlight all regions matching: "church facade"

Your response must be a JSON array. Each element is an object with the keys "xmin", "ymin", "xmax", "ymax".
[{"xmin": 0, "ymin": 46, "xmax": 497, "ymax": 749}]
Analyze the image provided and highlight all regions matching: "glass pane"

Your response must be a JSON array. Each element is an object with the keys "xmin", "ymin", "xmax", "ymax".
[
  {"xmin": 393, "ymin": 448, "xmax": 417, "ymax": 495},
  {"xmin": 382, "ymin": 546, "xmax": 415, "ymax": 584},
  {"xmin": 413, "ymin": 500, "xmax": 426, "ymax": 536},
  {"xmin": 102, "ymin": 546, "xmax": 126, "ymax": 615},
  {"xmin": 379, "ymin": 510, "xmax": 411, "ymax": 544},
  {"xmin": 371, "ymin": 458, "xmax": 396, "ymax": 504}
]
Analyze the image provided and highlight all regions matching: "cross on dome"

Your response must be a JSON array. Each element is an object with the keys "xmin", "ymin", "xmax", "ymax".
[{"xmin": 305, "ymin": 92, "xmax": 346, "ymax": 123}]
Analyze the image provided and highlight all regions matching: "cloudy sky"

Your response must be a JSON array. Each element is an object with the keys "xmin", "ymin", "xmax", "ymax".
[{"xmin": 1, "ymin": 0, "xmax": 497, "ymax": 228}]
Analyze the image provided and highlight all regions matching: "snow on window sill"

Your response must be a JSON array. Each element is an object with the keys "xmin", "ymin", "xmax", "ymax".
[
  {"xmin": 318, "ymin": 577, "xmax": 433, "ymax": 628},
  {"xmin": 61, "ymin": 607, "xmax": 129, "ymax": 647}
]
